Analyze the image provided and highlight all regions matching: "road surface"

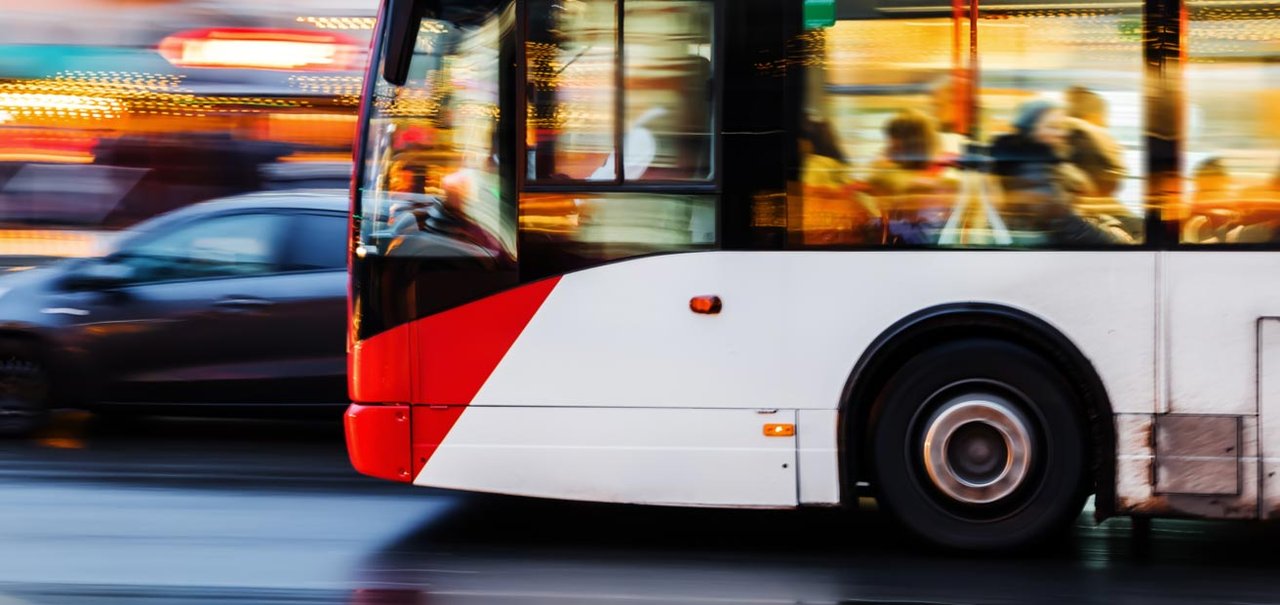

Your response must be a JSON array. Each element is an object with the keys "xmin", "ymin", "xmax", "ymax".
[{"xmin": 0, "ymin": 412, "xmax": 1276, "ymax": 604}]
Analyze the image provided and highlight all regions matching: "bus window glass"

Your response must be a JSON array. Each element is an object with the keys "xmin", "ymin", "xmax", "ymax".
[
  {"xmin": 527, "ymin": 0, "xmax": 714, "ymax": 183},
  {"xmin": 794, "ymin": 0, "xmax": 1143, "ymax": 248},
  {"xmin": 527, "ymin": 0, "xmax": 618, "ymax": 181},
  {"xmin": 359, "ymin": 11, "xmax": 515, "ymax": 265},
  {"xmin": 520, "ymin": 192, "xmax": 715, "ymax": 279},
  {"xmin": 623, "ymin": 1, "xmax": 715, "ymax": 181},
  {"xmin": 1182, "ymin": 1, "xmax": 1280, "ymax": 245},
  {"xmin": 978, "ymin": 3, "xmax": 1144, "ymax": 246}
]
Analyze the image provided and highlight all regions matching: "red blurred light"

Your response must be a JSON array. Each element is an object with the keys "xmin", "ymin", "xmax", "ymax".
[{"xmin": 158, "ymin": 28, "xmax": 362, "ymax": 71}]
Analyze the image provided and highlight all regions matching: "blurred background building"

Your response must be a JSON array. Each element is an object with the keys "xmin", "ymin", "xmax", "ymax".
[{"xmin": 0, "ymin": 0, "xmax": 376, "ymax": 262}]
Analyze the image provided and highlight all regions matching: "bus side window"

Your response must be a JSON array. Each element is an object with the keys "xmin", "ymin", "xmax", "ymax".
[
  {"xmin": 526, "ymin": 0, "xmax": 715, "ymax": 183},
  {"xmin": 1181, "ymin": 1, "xmax": 1280, "ymax": 245},
  {"xmin": 793, "ymin": 1, "xmax": 1146, "ymax": 249},
  {"xmin": 624, "ymin": 0, "xmax": 716, "ymax": 181},
  {"xmin": 526, "ymin": 0, "xmax": 618, "ymax": 182}
]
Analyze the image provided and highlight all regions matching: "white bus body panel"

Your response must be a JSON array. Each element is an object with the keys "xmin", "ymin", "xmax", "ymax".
[
  {"xmin": 474, "ymin": 251, "xmax": 1157, "ymax": 414},
  {"xmin": 1166, "ymin": 252, "xmax": 1280, "ymax": 416},
  {"xmin": 417, "ymin": 251, "xmax": 1159, "ymax": 508},
  {"xmin": 415, "ymin": 407, "xmax": 799, "ymax": 507}
]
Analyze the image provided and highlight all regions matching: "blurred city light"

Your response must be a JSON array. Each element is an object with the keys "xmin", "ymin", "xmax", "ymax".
[
  {"xmin": 0, "ymin": 0, "xmax": 375, "ymax": 262},
  {"xmin": 158, "ymin": 28, "xmax": 362, "ymax": 71}
]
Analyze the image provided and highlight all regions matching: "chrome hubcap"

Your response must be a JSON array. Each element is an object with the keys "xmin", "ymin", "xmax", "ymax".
[{"xmin": 922, "ymin": 395, "xmax": 1033, "ymax": 505}]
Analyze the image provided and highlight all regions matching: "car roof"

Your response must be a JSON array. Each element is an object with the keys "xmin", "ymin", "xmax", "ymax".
[
  {"xmin": 108, "ymin": 189, "xmax": 350, "ymax": 253},
  {"xmin": 185, "ymin": 189, "xmax": 350, "ymax": 215}
]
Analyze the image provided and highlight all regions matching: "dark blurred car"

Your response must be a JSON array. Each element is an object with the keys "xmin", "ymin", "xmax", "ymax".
[{"xmin": 0, "ymin": 190, "xmax": 350, "ymax": 436}]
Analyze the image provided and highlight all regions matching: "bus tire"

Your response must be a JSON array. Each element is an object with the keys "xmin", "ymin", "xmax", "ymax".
[{"xmin": 869, "ymin": 338, "xmax": 1088, "ymax": 551}]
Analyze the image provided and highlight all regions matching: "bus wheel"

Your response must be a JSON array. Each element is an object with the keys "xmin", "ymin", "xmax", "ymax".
[
  {"xmin": 869, "ymin": 339, "xmax": 1088, "ymax": 551},
  {"xmin": 0, "ymin": 341, "xmax": 50, "ymax": 438}
]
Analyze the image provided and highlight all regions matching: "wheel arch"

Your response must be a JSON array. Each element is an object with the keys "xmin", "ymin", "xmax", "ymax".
[
  {"xmin": 837, "ymin": 302, "xmax": 1116, "ymax": 520},
  {"xmin": 0, "ymin": 327, "xmax": 82, "ymax": 407}
]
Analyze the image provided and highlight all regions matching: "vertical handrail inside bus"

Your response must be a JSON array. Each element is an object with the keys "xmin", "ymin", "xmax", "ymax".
[
  {"xmin": 967, "ymin": 0, "xmax": 980, "ymax": 143},
  {"xmin": 950, "ymin": 0, "xmax": 979, "ymax": 140},
  {"xmin": 951, "ymin": 0, "xmax": 968, "ymax": 138}
]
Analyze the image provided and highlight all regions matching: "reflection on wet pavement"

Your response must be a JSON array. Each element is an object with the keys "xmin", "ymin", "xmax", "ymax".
[{"xmin": 0, "ymin": 413, "xmax": 1277, "ymax": 604}]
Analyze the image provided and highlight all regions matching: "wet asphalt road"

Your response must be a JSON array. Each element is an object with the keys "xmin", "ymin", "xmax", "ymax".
[{"xmin": 0, "ymin": 413, "xmax": 1277, "ymax": 604}]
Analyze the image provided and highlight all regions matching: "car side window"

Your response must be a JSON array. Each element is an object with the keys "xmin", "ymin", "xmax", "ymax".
[
  {"xmin": 117, "ymin": 213, "xmax": 287, "ymax": 282},
  {"xmin": 282, "ymin": 213, "xmax": 348, "ymax": 271}
]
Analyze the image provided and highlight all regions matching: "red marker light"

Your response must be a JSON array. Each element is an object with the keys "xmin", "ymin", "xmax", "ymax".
[{"xmin": 689, "ymin": 295, "xmax": 722, "ymax": 315}]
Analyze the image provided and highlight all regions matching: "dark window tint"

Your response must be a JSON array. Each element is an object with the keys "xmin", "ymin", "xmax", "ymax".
[
  {"xmin": 285, "ymin": 214, "xmax": 348, "ymax": 270},
  {"xmin": 119, "ymin": 213, "xmax": 286, "ymax": 282}
]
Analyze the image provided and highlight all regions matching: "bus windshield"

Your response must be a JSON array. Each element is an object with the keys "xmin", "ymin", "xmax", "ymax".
[{"xmin": 357, "ymin": 8, "xmax": 515, "ymax": 264}]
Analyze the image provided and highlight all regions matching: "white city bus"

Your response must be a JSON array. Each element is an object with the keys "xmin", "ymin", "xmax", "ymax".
[{"xmin": 344, "ymin": 0, "xmax": 1280, "ymax": 549}]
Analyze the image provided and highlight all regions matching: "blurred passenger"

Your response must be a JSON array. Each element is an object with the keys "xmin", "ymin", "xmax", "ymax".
[
  {"xmin": 882, "ymin": 109, "xmax": 940, "ymax": 170},
  {"xmin": 1194, "ymin": 157, "xmax": 1232, "ymax": 200},
  {"xmin": 991, "ymin": 99, "xmax": 1121, "ymax": 245},
  {"xmin": 797, "ymin": 114, "xmax": 874, "ymax": 244},
  {"xmin": 1252, "ymin": 158, "xmax": 1280, "ymax": 198},
  {"xmin": 388, "ymin": 164, "xmax": 426, "ymax": 194},
  {"xmin": 1065, "ymin": 86, "xmax": 1106, "ymax": 129},
  {"xmin": 1190, "ymin": 157, "xmax": 1276, "ymax": 244},
  {"xmin": 868, "ymin": 109, "xmax": 957, "ymax": 245},
  {"xmin": 799, "ymin": 114, "xmax": 853, "ymax": 188},
  {"xmin": 1185, "ymin": 157, "xmax": 1235, "ymax": 243},
  {"xmin": 991, "ymin": 100, "xmax": 1090, "ymax": 197},
  {"xmin": 1063, "ymin": 87, "xmax": 1126, "ymax": 197},
  {"xmin": 868, "ymin": 109, "xmax": 953, "ymax": 188}
]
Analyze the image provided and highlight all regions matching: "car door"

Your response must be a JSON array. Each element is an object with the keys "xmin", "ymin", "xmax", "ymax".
[
  {"xmin": 258, "ymin": 211, "xmax": 349, "ymax": 405},
  {"xmin": 73, "ymin": 210, "xmax": 296, "ymax": 405}
]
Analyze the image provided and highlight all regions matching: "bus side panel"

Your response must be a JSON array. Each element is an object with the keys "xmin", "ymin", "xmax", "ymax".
[
  {"xmin": 453, "ymin": 250, "xmax": 1155, "ymax": 509},
  {"xmin": 472, "ymin": 251, "xmax": 1156, "ymax": 415},
  {"xmin": 1132, "ymin": 251, "xmax": 1280, "ymax": 519},
  {"xmin": 1166, "ymin": 252, "xmax": 1280, "ymax": 417},
  {"xmin": 414, "ymin": 406, "xmax": 799, "ymax": 507},
  {"xmin": 797, "ymin": 409, "xmax": 841, "ymax": 505}
]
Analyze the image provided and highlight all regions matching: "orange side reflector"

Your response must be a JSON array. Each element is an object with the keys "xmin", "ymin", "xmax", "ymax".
[
  {"xmin": 689, "ymin": 295, "xmax": 722, "ymax": 315},
  {"xmin": 764, "ymin": 423, "xmax": 795, "ymax": 437}
]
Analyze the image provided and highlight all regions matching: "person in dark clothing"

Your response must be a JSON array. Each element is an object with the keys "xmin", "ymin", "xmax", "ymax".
[{"xmin": 990, "ymin": 99, "xmax": 1121, "ymax": 245}]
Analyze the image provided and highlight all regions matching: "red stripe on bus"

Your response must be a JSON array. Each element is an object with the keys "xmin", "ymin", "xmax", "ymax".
[
  {"xmin": 414, "ymin": 277, "xmax": 561, "ymax": 405},
  {"xmin": 350, "ymin": 277, "xmax": 561, "ymax": 481},
  {"xmin": 345, "ymin": 403, "xmax": 412, "ymax": 483},
  {"xmin": 349, "ymin": 325, "xmax": 412, "ymax": 404}
]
